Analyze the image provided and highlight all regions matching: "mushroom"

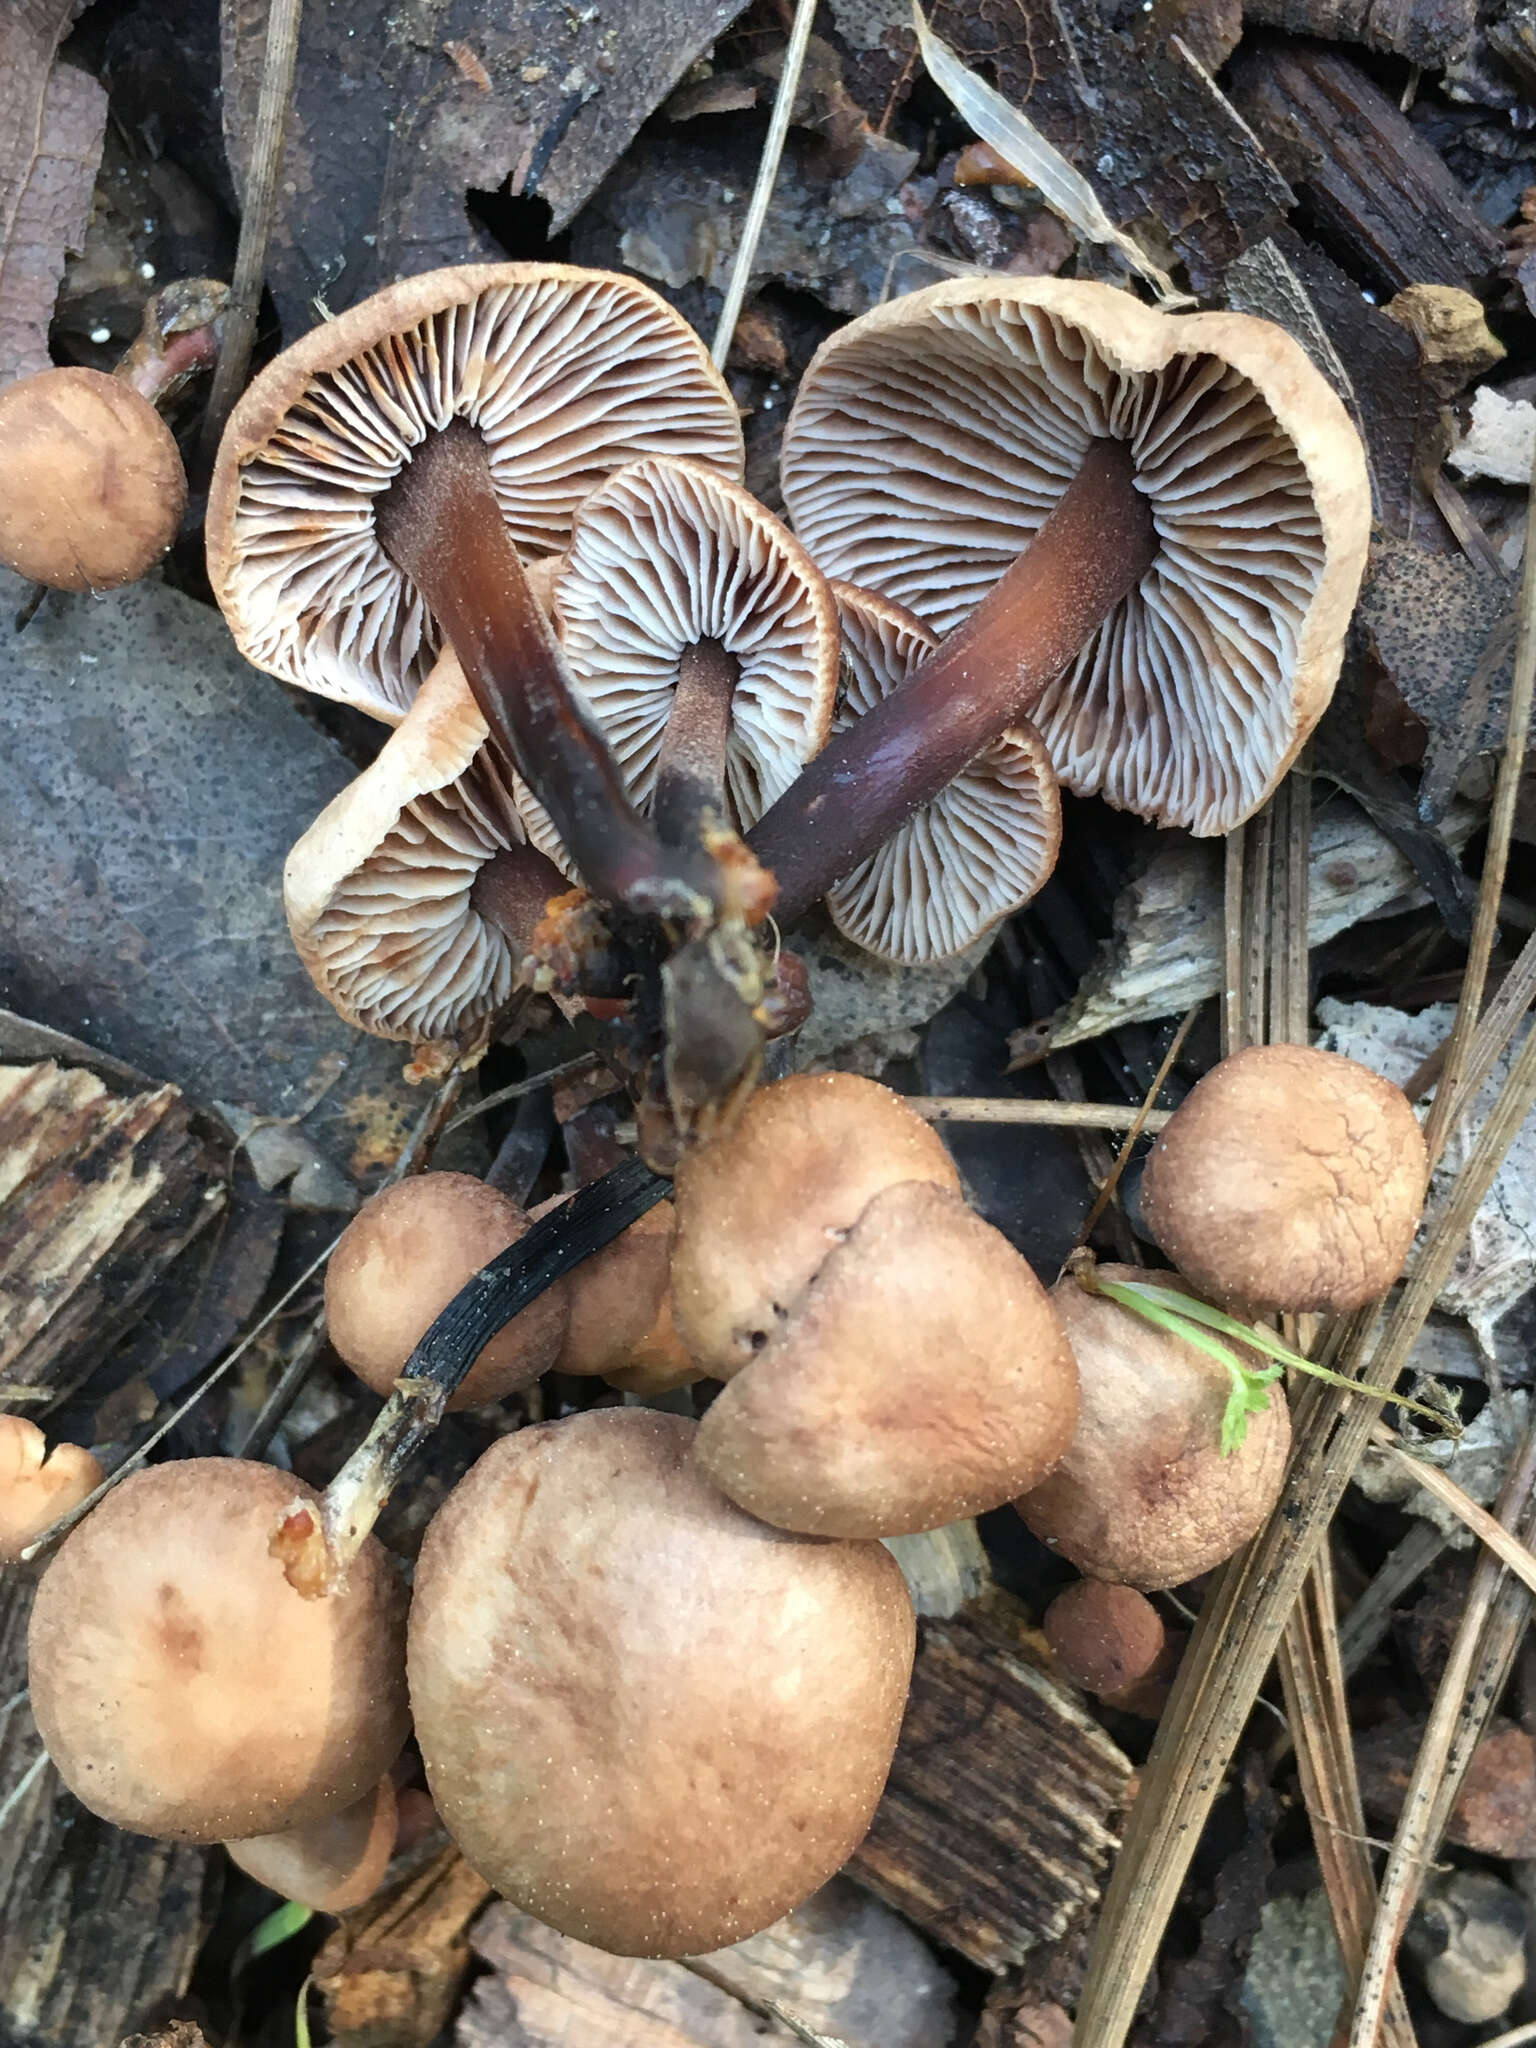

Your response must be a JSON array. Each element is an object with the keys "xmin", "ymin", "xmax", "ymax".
[
  {"xmin": 0, "ymin": 1416, "xmax": 102, "ymax": 1561},
  {"xmin": 0, "ymin": 367, "xmax": 186, "ymax": 591},
  {"xmin": 207, "ymin": 263, "xmax": 744, "ymax": 918},
  {"xmin": 554, "ymin": 1201, "xmax": 699, "ymax": 1392},
  {"xmin": 284, "ymin": 649, "xmax": 568, "ymax": 1053},
  {"xmin": 747, "ymin": 278, "xmax": 1371, "ymax": 920},
  {"xmin": 26, "ymin": 1459, "xmax": 409, "ymax": 1840},
  {"xmin": 1139, "ymin": 1042, "xmax": 1429, "ymax": 1315},
  {"xmin": 226, "ymin": 1773, "xmax": 397, "ymax": 1912},
  {"xmin": 1043, "ymin": 1579, "xmax": 1166, "ymax": 1697},
  {"xmin": 407, "ymin": 1407, "xmax": 915, "ymax": 1955},
  {"xmin": 511, "ymin": 455, "xmax": 838, "ymax": 862},
  {"xmin": 824, "ymin": 581, "xmax": 1062, "ymax": 962},
  {"xmin": 325, "ymin": 1172, "xmax": 568, "ymax": 1408},
  {"xmin": 1016, "ymin": 1263, "xmax": 1291, "ymax": 1589}
]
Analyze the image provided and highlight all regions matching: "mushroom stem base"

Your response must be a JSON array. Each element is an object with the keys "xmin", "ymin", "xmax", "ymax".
[{"xmin": 749, "ymin": 436, "xmax": 1158, "ymax": 922}]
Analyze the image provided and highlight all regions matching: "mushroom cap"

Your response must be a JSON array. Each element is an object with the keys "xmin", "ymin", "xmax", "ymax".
[
  {"xmin": 780, "ymin": 278, "xmax": 1372, "ymax": 835},
  {"xmin": 1043, "ymin": 1580, "xmax": 1166, "ymax": 1696},
  {"xmin": 514, "ymin": 455, "xmax": 838, "ymax": 872},
  {"xmin": 669, "ymin": 1071, "xmax": 961, "ymax": 1377},
  {"xmin": 694, "ymin": 1178, "xmax": 1079, "ymax": 1537},
  {"xmin": 285, "ymin": 651, "xmax": 534, "ymax": 1048},
  {"xmin": 407, "ymin": 1408, "xmax": 914, "ymax": 1956},
  {"xmin": 207, "ymin": 264, "xmax": 745, "ymax": 722},
  {"xmin": 825, "ymin": 582, "xmax": 1062, "ymax": 962},
  {"xmin": 0, "ymin": 368, "xmax": 186, "ymax": 591},
  {"xmin": 555, "ymin": 1198, "xmax": 685, "ymax": 1382},
  {"xmin": 27, "ymin": 1459, "xmax": 410, "ymax": 1840},
  {"xmin": 226, "ymin": 1773, "xmax": 397, "ymax": 1912},
  {"xmin": 325, "ymin": 1172, "xmax": 567, "ymax": 1408},
  {"xmin": 601, "ymin": 1287, "xmax": 700, "ymax": 1395},
  {"xmin": 0, "ymin": 1417, "xmax": 102, "ymax": 1561},
  {"xmin": 1016, "ymin": 1264, "xmax": 1291, "ymax": 1589},
  {"xmin": 1140, "ymin": 1043, "xmax": 1429, "ymax": 1315}
]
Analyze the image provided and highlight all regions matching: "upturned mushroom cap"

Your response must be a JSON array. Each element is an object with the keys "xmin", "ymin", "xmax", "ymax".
[
  {"xmin": 208, "ymin": 265, "xmax": 744, "ymax": 722},
  {"xmin": 780, "ymin": 278, "xmax": 1371, "ymax": 834},
  {"xmin": 0, "ymin": 1417, "xmax": 102, "ymax": 1560},
  {"xmin": 1016, "ymin": 1264, "xmax": 1291, "ymax": 1590},
  {"xmin": 514, "ymin": 455, "xmax": 838, "ymax": 869},
  {"xmin": 27, "ymin": 1459, "xmax": 409, "ymax": 1840},
  {"xmin": 284, "ymin": 651, "xmax": 538, "ymax": 1048},
  {"xmin": 669, "ymin": 1071, "xmax": 961, "ymax": 1377},
  {"xmin": 694, "ymin": 1178, "xmax": 1079, "ymax": 1537},
  {"xmin": 1140, "ymin": 1043, "xmax": 1429, "ymax": 1315},
  {"xmin": 325, "ymin": 1173, "xmax": 567, "ymax": 1408},
  {"xmin": 0, "ymin": 368, "xmax": 186, "ymax": 591},
  {"xmin": 407, "ymin": 1408, "xmax": 914, "ymax": 1955},
  {"xmin": 1044, "ymin": 1579, "xmax": 1166, "ymax": 1696},
  {"xmin": 825, "ymin": 582, "xmax": 1062, "ymax": 962},
  {"xmin": 226, "ymin": 1773, "xmax": 397, "ymax": 1912}
]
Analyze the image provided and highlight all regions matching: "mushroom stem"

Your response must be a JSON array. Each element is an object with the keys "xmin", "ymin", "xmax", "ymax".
[
  {"xmin": 469, "ymin": 839, "xmax": 570, "ymax": 951},
  {"xmin": 749, "ymin": 437, "xmax": 1158, "ymax": 921},
  {"xmin": 273, "ymin": 1156, "xmax": 670, "ymax": 1597},
  {"xmin": 375, "ymin": 422, "xmax": 721, "ymax": 922},
  {"xmin": 653, "ymin": 638, "xmax": 741, "ymax": 848}
]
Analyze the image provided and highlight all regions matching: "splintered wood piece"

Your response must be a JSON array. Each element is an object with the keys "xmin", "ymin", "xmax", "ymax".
[
  {"xmin": 314, "ymin": 1842, "xmax": 493, "ymax": 2048},
  {"xmin": 0, "ymin": 1061, "xmax": 224, "ymax": 1408},
  {"xmin": 846, "ymin": 1599, "xmax": 1133, "ymax": 1973},
  {"xmin": 1227, "ymin": 42, "xmax": 1501, "ymax": 295},
  {"xmin": 1241, "ymin": 0, "xmax": 1472, "ymax": 69}
]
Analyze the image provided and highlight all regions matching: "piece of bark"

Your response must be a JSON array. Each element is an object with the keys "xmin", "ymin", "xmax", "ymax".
[
  {"xmin": 1242, "ymin": 0, "xmax": 1472, "ymax": 67},
  {"xmin": 221, "ymin": 0, "xmax": 751, "ymax": 345},
  {"xmin": 0, "ymin": 1061, "xmax": 225, "ymax": 1409},
  {"xmin": 313, "ymin": 1843, "xmax": 493, "ymax": 2048},
  {"xmin": 1227, "ymin": 41, "xmax": 1502, "ymax": 297},
  {"xmin": 845, "ymin": 1596, "xmax": 1133, "ymax": 1973},
  {"xmin": 120, "ymin": 2028, "xmax": 211, "ymax": 2048},
  {"xmin": 1359, "ymin": 1713, "xmax": 1536, "ymax": 1858},
  {"xmin": 1039, "ymin": 795, "xmax": 1474, "ymax": 1052},
  {"xmin": 0, "ymin": 1573, "xmax": 215, "ymax": 2048},
  {"xmin": 0, "ymin": 0, "xmax": 107, "ymax": 386}
]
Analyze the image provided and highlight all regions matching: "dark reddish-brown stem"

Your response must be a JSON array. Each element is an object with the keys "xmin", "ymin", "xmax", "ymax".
[
  {"xmin": 376, "ymin": 421, "xmax": 722, "ymax": 921},
  {"xmin": 652, "ymin": 638, "xmax": 740, "ymax": 848},
  {"xmin": 748, "ymin": 438, "xmax": 1159, "ymax": 923},
  {"xmin": 116, "ymin": 278, "xmax": 229, "ymax": 406},
  {"xmin": 470, "ymin": 840, "xmax": 569, "ymax": 946}
]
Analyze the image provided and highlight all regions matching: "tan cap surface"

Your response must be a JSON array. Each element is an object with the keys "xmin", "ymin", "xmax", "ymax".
[
  {"xmin": 408, "ymin": 1408, "xmax": 915, "ymax": 1955},
  {"xmin": 781, "ymin": 278, "xmax": 1371, "ymax": 835},
  {"xmin": 226, "ymin": 1774, "xmax": 398, "ymax": 1912},
  {"xmin": 0, "ymin": 1416, "xmax": 101, "ymax": 1561}
]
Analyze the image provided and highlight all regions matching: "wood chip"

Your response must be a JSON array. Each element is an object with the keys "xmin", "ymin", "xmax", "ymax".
[{"xmin": 314, "ymin": 1843, "xmax": 493, "ymax": 2048}]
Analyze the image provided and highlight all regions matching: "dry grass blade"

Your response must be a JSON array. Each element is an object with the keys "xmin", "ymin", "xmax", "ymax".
[
  {"xmin": 905, "ymin": 1097, "xmax": 1172, "ymax": 1130},
  {"xmin": 1369, "ymin": 1424, "xmax": 1536, "ymax": 1600},
  {"xmin": 1067, "ymin": 1001, "xmax": 1200, "ymax": 1262}
]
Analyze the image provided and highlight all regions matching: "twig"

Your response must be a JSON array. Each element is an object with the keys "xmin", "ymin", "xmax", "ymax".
[
  {"xmin": 444, "ymin": 1054, "xmax": 606, "ymax": 1131},
  {"xmin": 1369, "ymin": 1424, "xmax": 1536, "ymax": 1602},
  {"xmin": 197, "ymin": 0, "xmax": 305, "ymax": 469},
  {"xmin": 904, "ymin": 1096, "xmax": 1172, "ymax": 1130},
  {"xmin": 710, "ymin": 0, "xmax": 819, "ymax": 365},
  {"xmin": 0, "ymin": 1750, "xmax": 50, "ymax": 1833},
  {"xmin": 1335, "ymin": 1522, "xmax": 1449, "ymax": 1679},
  {"xmin": 1066, "ymin": 1003, "xmax": 1199, "ymax": 1266}
]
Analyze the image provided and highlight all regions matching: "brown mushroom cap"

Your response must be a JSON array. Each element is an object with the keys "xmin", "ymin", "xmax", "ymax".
[
  {"xmin": 552, "ymin": 1199, "xmax": 696, "ymax": 1386},
  {"xmin": 407, "ymin": 1408, "xmax": 914, "ymax": 1956},
  {"xmin": 0, "ymin": 1417, "xmax": 102, "ymax": 1561},
  {"xmin": 27, "ymin": 1459, "xmax": 409, "ymax": 1840},
  {"xmin": 694, "ymin": 1178, "xmax": 1078, "ymax": 1538},
  {"xmin": 670, "ymin": 1071, "xmax": 961, "ymax": 1378},
  {"xmin": 207, "ymin": 264, "xmax": 744, "ymax": 723},
  {"xmin": 226, "ymin": 1773, "xmax": 397, "ymax": 1912},
  {"xmin": 825, "ymin": 582, "xmax": 1062, "ymax": 963},
  {"xmin": 1044, "ymin": 1580, "xmax": 1166, "ymax": 1696},
  {"xmin": 0, "ymin": 368, "xmax": 186, "ymax": 592},
  {"xmin": 1016, "ymin": 1264, "xmax": 1291, "ymax": 1589},
  {"xmin": 780, "ymin": 278, "xmax": 1371, "ymax": 834},
  {"xmin": 325, "ymin": 1173, "xmax": 567, "ymax": 1408},
  {"xmin": 1140, "ymin": 1043, "xmax": 1429, "ymax": 1315}
]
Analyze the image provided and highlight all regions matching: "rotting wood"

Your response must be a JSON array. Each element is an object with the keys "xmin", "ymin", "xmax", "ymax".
[
  {"xmin": 313, "ymin": 1841, "xmax": 493, "ymax": 2048},
  {"xmin": 845, "ymin": 1595, "xmax": 1131, "ymax": 1974},
  {"xmin": 1240, "ymin": 0, "xmax": 1472, "ymax": 69},
  {"xmin": 0, "ymin": 1062, "xmax": 225, "ymax": 1409},
  {"xmin": 1227, "ymin": 41, "xmax": 1502, "ymax": 296}
]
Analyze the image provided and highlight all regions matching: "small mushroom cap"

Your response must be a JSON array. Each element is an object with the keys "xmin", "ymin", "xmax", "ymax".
[
  {"xmin": 825, "ymin": 583, "xmax": 1062, "ymax": 963},
  {"xmin": 555, "ymin": 1199, "xmax": 689, "ymax": 1383},
  {"xmin": 1140, "ymin": 1043, "xmax": 1429, "ymax": 1315},
  {"xmin": 1016, "ymin": 1264, "xmax": 1291, "ymax": 1590},
  {"xmin": 226, "ymin": 1773, "xmax": 397, "ymax": 1912},
  {"xmin": 407, "ymin": 1408, "xmax": 914, "ymax": 1956},
  {"xmin": 325, "ymin": 1173, "xmax": 567, "ymax": 1408},
  {"xmin": 515, "ymin": 455, "xmax": 838, "ymax": 870},
  {"xmin": 601, "ymin": 1288, "xmax": 700, "ymax": 1395},
  {"xmin": 669, "ymin": 1072, "xmax": 961, "ymax": 1378},
  {"xmin": 694, "ymin": 1179, "xmax": 1079, "ymax": 1537},
  {"xmin": 0, "ymin": 368, "xmax": 186, "ymax": 592},
  {"xmin": 208, "ymin": 264, "xmax": 745, "ymax": 722},
  {"xmin": 1043, "ymin": 1580, "xmax": 1166, "ymax": 1696},
  {"xmin": 27, "ymin": 1459, "xmax": 409, "ymax": 1841},
  {"xmin": 781, "ymin": 278, "xmax": 1371, "ymax": 834},
  {"xmin": 285, "ymin": 651, "xmax": 532, "ymax": 1048},
  {"xmin": 0, "ymin": 1417, "xmax": 102, "ymax": 1561}
]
